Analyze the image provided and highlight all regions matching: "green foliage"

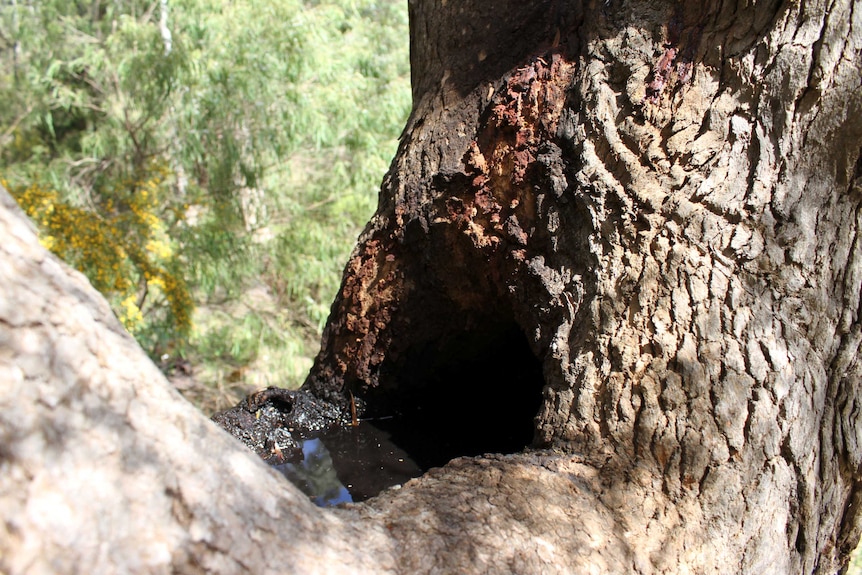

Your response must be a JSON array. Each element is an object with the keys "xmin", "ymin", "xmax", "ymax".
[
  {"xmin": 6, "ymin": 164, "xmax": 193, "ymax": 352},
  {"xmin": 0, "ymin": 0, "xmax": 410, "ymax": 404}
]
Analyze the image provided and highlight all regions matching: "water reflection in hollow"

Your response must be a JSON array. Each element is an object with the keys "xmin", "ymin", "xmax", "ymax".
[
  {"xmin": 271, "ymin": 422, "xmax": 423, "ymax": 507},
  {"xmin": 272, "ymin": 438, "xmax": 353, "ymax": 507}
]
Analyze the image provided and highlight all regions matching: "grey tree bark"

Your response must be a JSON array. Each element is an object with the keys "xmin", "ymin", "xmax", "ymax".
[
  {"xmin": 0, "ymin": 190, "xmax": 394, "ymax": 574},
  {"xmin": 1, "ymin": 0, "xmax": 861, "ymax": 574},
  {"xmin": 305, "ymin": 0, "xmax": 862, "ymax": 572}
]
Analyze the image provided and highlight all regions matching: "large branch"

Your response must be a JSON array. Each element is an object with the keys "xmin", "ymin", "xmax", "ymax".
[{"xmin": 0, "ymin": 188, "xmax": 391, "ymax": 574}]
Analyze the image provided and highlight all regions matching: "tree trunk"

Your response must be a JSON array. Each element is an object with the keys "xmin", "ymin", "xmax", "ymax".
[
  {"xmin": 303, "ymin": 0, "xmax": 862, "ymax": 572},
  {"xmin": 2, "ymin": 0, "xmax": 861, "ymax": 573}
]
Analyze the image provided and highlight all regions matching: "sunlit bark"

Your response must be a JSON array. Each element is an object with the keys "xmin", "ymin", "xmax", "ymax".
[{"xmin": 1, "ymin": 1, "xmax": 860, "ymax": 573}]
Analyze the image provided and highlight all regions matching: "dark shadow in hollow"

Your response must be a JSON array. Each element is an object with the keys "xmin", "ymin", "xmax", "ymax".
[
  {"xmin": 365, "ymin": 321, "xmax": 546, "ymax": 472},
  {"xmin": 268, "ymin": 320, "xmax": 546, "ymax": 505},
  {"xmin": 267, "ymin": 319, "xmax": 544, "ymax": 506}
]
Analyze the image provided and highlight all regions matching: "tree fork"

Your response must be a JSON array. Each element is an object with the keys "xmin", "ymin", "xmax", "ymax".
[
  {"xmin": 1, "ymin": 0, "xmax": 861, "ymax": 573},
  {"xmin": 299, "ymin": 0, "xmax": 862, "ymax": 572}
]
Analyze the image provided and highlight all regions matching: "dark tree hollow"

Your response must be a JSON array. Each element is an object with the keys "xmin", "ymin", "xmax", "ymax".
[{"xmin": 364, "ymin": 321, "xmax": 546, "ymax": 471}]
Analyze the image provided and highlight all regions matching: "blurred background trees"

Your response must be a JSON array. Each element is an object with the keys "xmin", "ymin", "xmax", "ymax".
[{"xmin": 0, "ymin": 0, "xmax": 410, "ymax": 410}]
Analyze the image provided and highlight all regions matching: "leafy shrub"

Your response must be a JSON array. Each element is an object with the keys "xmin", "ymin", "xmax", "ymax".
[{"xmin": 0, "ymin": 0, "xmax": 409, "ymax": 404}]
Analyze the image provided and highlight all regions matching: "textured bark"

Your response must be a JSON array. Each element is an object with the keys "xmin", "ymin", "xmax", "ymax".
[
  {"xmin": 0, "ymin": 186, "xmax": 661, "ymax": 574},
  {"xmin": 2, "ymin": 0, "xmax": 862, "ymax": 573},
  {"xmin": 303, "ymin": 0, "xmax": 862, "ymax": 572}
]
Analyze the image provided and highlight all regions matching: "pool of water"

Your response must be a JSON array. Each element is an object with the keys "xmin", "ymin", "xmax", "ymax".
[{"xmin": 271, "ymin": 421, "xmax": 423, "ymax": 506}]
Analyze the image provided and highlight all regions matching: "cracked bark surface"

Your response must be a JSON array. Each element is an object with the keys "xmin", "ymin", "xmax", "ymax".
[
  {"xmin": 2, "ymin": 0, "xmax": 862, "ymax": 573},
  {"xmin": 305, "ymin": 0, "xmax": 862, "ymax": 572}
]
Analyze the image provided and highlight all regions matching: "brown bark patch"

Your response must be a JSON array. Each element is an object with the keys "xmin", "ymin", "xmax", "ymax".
[
  {"xmin": 327, "ymin": 237, "xmax": 407, "ymax": 385},
  {"xmin": 645, "ymin": 6, "xmax": 704, "ymax": 104},
  {"xmin": 450, "ymin": 53, "xmax": 576, "ymax": 255}
]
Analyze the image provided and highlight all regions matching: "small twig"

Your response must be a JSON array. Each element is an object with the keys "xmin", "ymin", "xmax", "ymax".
[
  {"xmin": 142, "ymin": 0, "xmax": 159, "ymax": 23},
  {"xmin": 305, "ymin": 195, "xmax": 339, "ymax": 212},
  {"xmin": 349, "ymin": 391, "xmax": 358, "ymax": 427},
  {"xmin": 136, "ymin": 274, "xmax": 149, "ymax": 312},
  {"xmin": 1, "ymin": 104, "xmax": 34, "ymax": 141}
]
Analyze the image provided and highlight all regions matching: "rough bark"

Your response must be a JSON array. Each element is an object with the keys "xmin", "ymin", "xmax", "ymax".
[
  {"xmin": 2, "ymin": 0, "xmax": 861, "ymax": 574},
  {"xmin": 302, "ymin": 0, "xmax": 862, "ymax": 572},
  {"xmin": 0, "ymin": 187, "xmax": 650, "ymax": 574}
]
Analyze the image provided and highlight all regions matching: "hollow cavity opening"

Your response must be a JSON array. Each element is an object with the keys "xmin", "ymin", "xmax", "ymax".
[
  {"xmin": 271, "ymin": 320, "xmax": 546, "ymax": 505},
  {"xmin": 366, "ymin": 321, "xmax": 546, "ymax": 471}
]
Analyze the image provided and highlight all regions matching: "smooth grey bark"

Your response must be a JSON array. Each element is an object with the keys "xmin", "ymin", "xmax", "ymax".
[
  {"xmin": 1, "ymin": 0, "xmax": 861, "ymax": 573},
  {"xmin": 0, "ymin": 189, "xmax": 394, "ymax": 574}
]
